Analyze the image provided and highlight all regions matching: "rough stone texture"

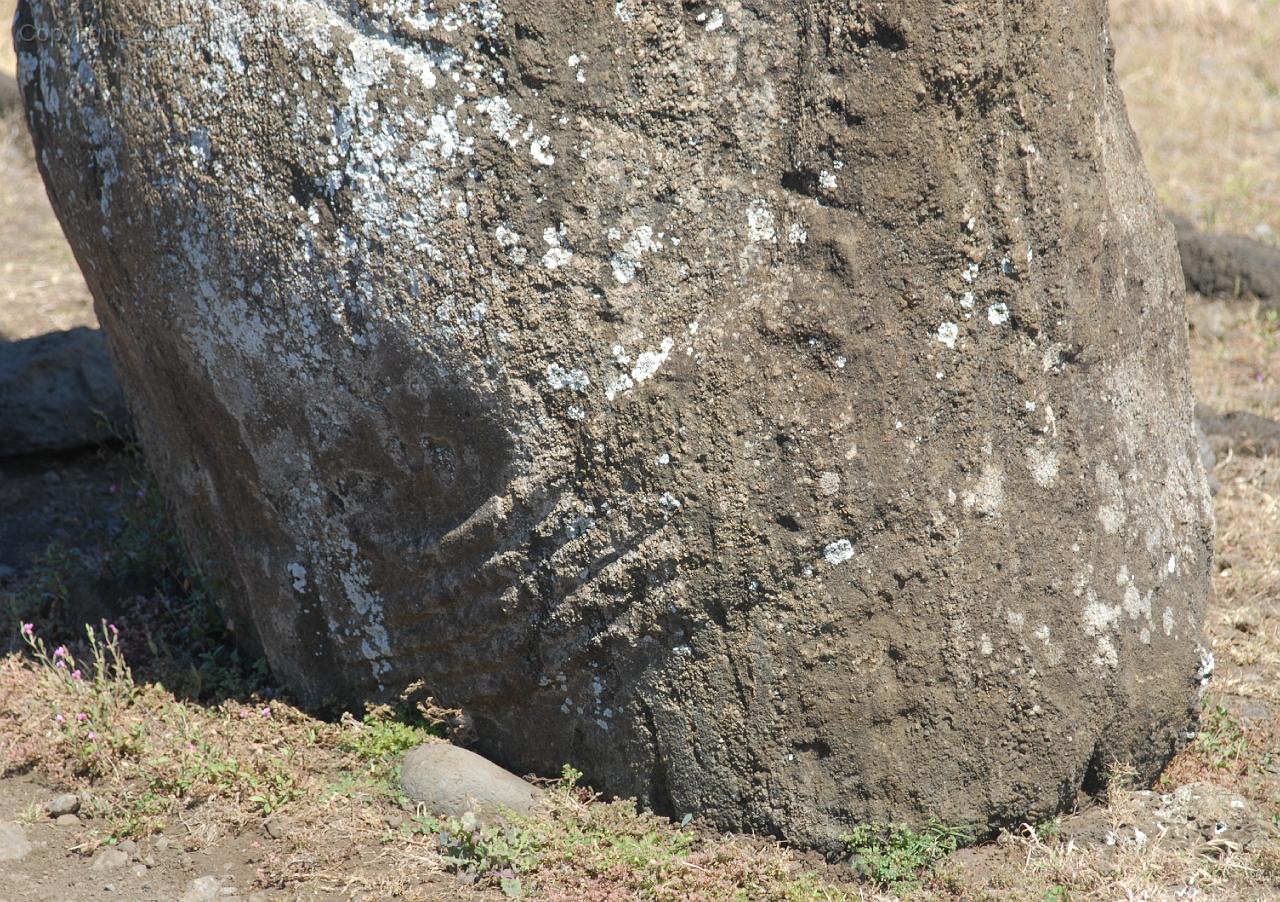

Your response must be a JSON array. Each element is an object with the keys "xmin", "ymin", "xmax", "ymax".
[
  {"xmin": 0, "ymin": 327, "xmax": 130, "ymax": 457},
  {"xmin": 1170, "ymin": 213, "xmax": 1280, "ymax": 309},
  {"xmin": 400, "ymin": 742, "xmax": 545, "ymax": 818},
  {"xmin": 17, "ymin": 0, "xmax": 1214, "ymax": 849}
]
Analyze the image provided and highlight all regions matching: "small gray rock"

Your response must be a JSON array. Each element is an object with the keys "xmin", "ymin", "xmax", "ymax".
[
  {"xmin": 46, "ymin": 793, "xmax": 80, "ymax": 817},
  {"xmin": 263, "ymin": 817, "xmax": 291, "ymax": 840},
  {"xmin": 0, "ymin": 822, "xmax": 34, "ymax": 862},
  {"xmin": 383, "ymin": 812, "xmax": 405, "ymax": 830},
  {"xmin": 181, "ymin": 875, "xmax": 223, "ymax": 902},
  {"xmin": 154, "ymin": 835, "xmax": 171, "ymax": 852},
  {"xmin": 117, "ymin": 838, "xmax": 138, "ymax": 858},
  {"xmin": 400, "ymin": 743, "xmax": 545, "ymax": 819},
  {"xmin": 54, "ymin": 814, "xmax": 81, "ymax": 827},
  {"xmin": 131, "ymin": 864, "xmax": 148, "ymax": 877},
  {"xmin": 91, "ymin": 848, "xmax": 130, "ymax": 871}
]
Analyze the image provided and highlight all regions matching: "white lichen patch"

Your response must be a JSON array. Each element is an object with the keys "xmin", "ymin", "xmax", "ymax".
[
  {"xmin": 530, "ymin": 134, "xmax": 555, "ymax": 165},
  {"xmin": 287, "ymin": 562, "xmax": 308, "ymax": 592},
  {"xmin": 787, "ymin": 223, "xmax": 808, "ymax": 244},
  {"xmin": 1025, "ymin": 446, "xmax": 1059, "ymax": 488},
  {"xmin": 546, "ymin": 363, "xmax": 590, "ymax": 392},
  {"xmin": 476, "ymin": 95, "xmax": 520, "ymax": 145},
  {"xmin": 541, "ymin": 224, "xmax": 573, "ymax": 269},
  {"xmin": 609, "ymin": 225, "xmax": 662, "ymax": 284},
  {"xmin": 935, "ymin": 321, "xmax": 959, "ymax": 349},
  {"xmin": 1082, "ymin": 594, "xmax": 1123, "ymax": 668},
  {"xmin": 819, "ymin": 170, "xmax": 838, "ymax": 190},
  {"xmin": 1163, "ymin": 606, "xmax": 1175, "ymax": 636},
  {"xmin": 495, "ymin": 224, "xmax": 527, "ymax": 264},
  {"xmin": 746, "ymin": 198, "xmax": 777, "ymax": 243},
  {"xmin": 987, "ymin": 302, "xmax": 1010, "ymax": 326},
  {"xmin": 1095, "ymin": 462, "xmax": 1127, "ymax": 535},
  {"xmin": 632, "ymin": 337, "xmax": 674, "ymax": 383},
  {"xmin": 823, "ymin": 538, "xmax": 854, "ymax": 566},
  {"xmin": 962, "ymin": 463, "xmax": 1004, "ymax": 518}
]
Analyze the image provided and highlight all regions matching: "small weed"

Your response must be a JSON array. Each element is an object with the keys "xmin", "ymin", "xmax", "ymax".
[
  {"xmin": 341, "ymin": 705, "xmax": 440, "ymax": 763},
  {"xmin": 842, "ymin": 821, "xmax": 969, "ymax": 892},
  {"xmin": 1034, "ymin": 816, "xmax": 1063, "ymax": 842},
  {"xmin": 1197, "ymin": 699, "xmax": 1250, "ymax": 770}
]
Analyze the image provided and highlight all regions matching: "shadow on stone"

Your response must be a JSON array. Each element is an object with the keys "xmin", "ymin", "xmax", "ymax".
[{"xmin": 0, "ymin": 327, "xmax": 131, "ymax": 458}]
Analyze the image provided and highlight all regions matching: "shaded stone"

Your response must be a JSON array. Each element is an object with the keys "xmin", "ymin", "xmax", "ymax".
[
  {"xmin": 18, "ymin": 0, "xmax": 1213, "ymax": 850},
  {"xmin": 1171, "ymin": 213, "xmax": 1280, "ymax": 308},
  {"xmin": 54, "ymin": 813, "xmax": 81, "ymax": 827},
  {"xmin": 0, "ymin": 327, "xmax": 130, "ymax": 457},
  {"xmin": 401, "ymin": 743, "xmax": 545, "ymax": 819},
  {"xmin": 1195, "ymin": 403, "xmax": 1280, "ymax": 459}
]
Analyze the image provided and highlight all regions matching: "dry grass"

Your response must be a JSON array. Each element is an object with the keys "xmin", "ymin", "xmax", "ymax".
[{"xmin": 1111, "ymin": 0, "xmax": 1280, "ymax": 238}]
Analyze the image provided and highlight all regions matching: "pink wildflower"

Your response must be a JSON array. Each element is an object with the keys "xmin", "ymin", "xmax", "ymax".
[
  {"xmin": 20, "ymin": 623, "xmax": 34, "ymax": 637},
  {"xmin": 55, "ymin": 714, "xmax": 65, "ymax": 724},
  {"xmin": 87, "ymin": 731, "xmax": 97, "ymax": 740},
  {"xmin": 260, "ymin": 707, "xmax": 272, "ymax": 718},
  {"xmin": 108, "ymin": 623, "xmax": 118, "ymax": 634},
  {"xmin": 53, "ymin": 646, "xmax": 66, "ymax": 659},
  {"xmin": 71, "ymin": 669, "xmax": 83, "ymax": 681},
  {"xmin": 55, "ymin": 660, "xmax": 66, "ymax": 669},
  {"xmin": 76, "ymin": 713, "xmax": 86, "ymax": 723}
]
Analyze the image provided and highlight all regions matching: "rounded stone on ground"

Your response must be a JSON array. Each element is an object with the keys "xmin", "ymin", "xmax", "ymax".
[
  {"xmin": 400, "ymin": 743, "xmax": 545, "ymax": 819},
  {"xmin": 180, "ymin": 875, "xmax": 223, "ymax": 902},
  {"xmin": 54, "ymin": 813, "xmax": 80, "ymax": 827},
  {"xmin": 45, "ymin": 792, "xmax": 80, "ymax": 817},
  {"xmin": 90, "ymin": 847, "xmax": 130, "ymax": 870}
]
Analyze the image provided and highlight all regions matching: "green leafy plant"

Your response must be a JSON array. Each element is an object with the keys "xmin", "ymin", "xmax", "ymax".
[
  {"xmin": 342, "ymin": 706, "xmax": 440, "ymax": 762},
  {"xmin": 1197, "ymin": 699, "xmax": 1250, "ymax": 770},
  {"xmin": 842, "ymin": 821, "xmax": 969, "ymax": 892}
]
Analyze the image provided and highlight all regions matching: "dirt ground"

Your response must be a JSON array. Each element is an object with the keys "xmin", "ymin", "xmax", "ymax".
[{"xmin": 1, "ymin": 1, "xmax": 1278, "ymax": 900}]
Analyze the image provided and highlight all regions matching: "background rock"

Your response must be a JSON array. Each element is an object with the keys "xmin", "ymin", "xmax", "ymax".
[
  {"xmin": 1171, "ymin": 213, "xmax": 1280, "ymax": 308},
  {"xmin": 1195, "ymin": 403, "xmax": 1280, "ymax": 459},
  {"xmin": 18, "ymin": 0, "xmax": 1213, "ymax": 849},
  {"xmin": 0, "ymin": 72, "xmax": 19, "ymax": 117},
  {"xmin": 0, "ymin": 327, "xmax": 130, "ymax": 457}
]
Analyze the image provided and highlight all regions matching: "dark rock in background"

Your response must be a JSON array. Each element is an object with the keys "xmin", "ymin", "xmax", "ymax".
[
  {"xmin": 1170, "ymin": 213, "xmax": 1280, "ymax": 308},
  {"xmin": 0, "ymin": 327, "xmax": 130, "ymax": 457},
  {"xmin": 1196, "ymin": 403, "xmax": 1280, "ymax": 459},
  {"xmin": 0, "ymin": 327, "xmax": 131, "ymax": 458}
]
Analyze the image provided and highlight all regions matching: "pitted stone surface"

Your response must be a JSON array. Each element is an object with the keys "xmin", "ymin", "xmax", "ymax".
[{"xmin": 17, "ymin": 0, "xmax": 1213, "ymax": 849}]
